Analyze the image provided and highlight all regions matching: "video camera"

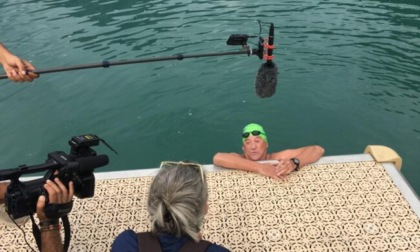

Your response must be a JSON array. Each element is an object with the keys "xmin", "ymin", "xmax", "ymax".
[{"xmin": 0, "ymin": 134, "xmax": 111, "ymax": 219}]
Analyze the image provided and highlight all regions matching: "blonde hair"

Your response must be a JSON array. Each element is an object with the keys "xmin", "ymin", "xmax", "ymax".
[{"xmin": 147, "ymin": 163, "xmax": 208, "ymax": 242}]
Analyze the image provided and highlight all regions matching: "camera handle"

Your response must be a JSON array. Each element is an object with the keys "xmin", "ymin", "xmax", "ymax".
[
  {"xmin": 30, "ymin": 214, "xmax": 71, "ymax": 252},
  {"xmin": 44, "ymin": 201, "xmax": 74, "ymax": 219}
]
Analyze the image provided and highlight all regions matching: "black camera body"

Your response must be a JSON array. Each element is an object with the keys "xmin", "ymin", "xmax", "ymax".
[{"xmin": 1, "ymin": 134, "xmax": 109, "ymax": 219}]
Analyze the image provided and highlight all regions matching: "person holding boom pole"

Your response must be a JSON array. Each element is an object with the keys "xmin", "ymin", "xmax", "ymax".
[{"xmin": 0, "ymin": 43, "xmax": 38, "ymax": 82}]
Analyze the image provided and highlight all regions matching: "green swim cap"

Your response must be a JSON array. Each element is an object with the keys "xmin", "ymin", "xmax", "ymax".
[{"xmin": 242, "ymin": 123, "xmax": 268, "ymax": 143}]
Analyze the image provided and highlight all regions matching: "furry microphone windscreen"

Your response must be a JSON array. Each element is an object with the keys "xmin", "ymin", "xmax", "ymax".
[{"xmin": 255, "ymin": 62, "xmax": 278, "ymax": 98}]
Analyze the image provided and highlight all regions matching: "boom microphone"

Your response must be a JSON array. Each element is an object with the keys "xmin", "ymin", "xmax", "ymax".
[
  {"xmin": 55, "ymin": 155, "xmax": 109, "ymax": 177},
  {"xmin": 255, "ymin": 23, "xmax": 278, "ymax": 98}
]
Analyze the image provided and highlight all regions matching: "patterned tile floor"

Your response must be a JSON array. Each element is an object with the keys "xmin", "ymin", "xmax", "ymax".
[{"xmin": 1, "ymin": 161, "xmax": 419, "ymax": 251}]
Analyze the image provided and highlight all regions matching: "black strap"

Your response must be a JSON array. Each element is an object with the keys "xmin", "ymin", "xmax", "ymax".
[
  {"xmin": 137, "ymin": 232, "xmax": 212, "ymax": 252},
  {"xmin": 137, "ymin": 232, "xmax": 162, "ymax": 251},
  {"xmin": 62, "ymin": 215, "xmax": 71, "ymax": 252},
  {"xmin": 44, "ymin": 201, "xmax": 73, "ymax": 219}
]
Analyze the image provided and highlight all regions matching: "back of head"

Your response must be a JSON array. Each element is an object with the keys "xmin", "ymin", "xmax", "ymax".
[{"xmin": 147, "ymin": 162, "xmax": 208, "ymax": 242}]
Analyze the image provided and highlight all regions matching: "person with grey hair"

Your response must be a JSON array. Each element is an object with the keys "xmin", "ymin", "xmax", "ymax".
[{"xmin": 111, "ymin": 161, "xmax": 230, "ymax": 252}]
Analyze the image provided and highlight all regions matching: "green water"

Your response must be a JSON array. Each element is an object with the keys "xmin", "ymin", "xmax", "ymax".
[{"xmin": 1, "ymin": 0, "xmax": 419, "ymax": 195}]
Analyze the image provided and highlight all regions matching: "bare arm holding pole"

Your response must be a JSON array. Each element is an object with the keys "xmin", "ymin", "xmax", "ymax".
[{"xmin": 0, "ymin": 43, "xmax": 38, "ymax": 82}]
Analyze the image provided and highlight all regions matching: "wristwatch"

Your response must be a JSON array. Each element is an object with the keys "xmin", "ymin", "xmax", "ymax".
[{"xmin": 290, "ymin": 158, "xmax": 300, "ymax": 171}]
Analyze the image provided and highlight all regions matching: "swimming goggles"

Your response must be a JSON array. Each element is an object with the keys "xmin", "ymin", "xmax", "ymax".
[{"xmin": 242, "ymin": 130, "xmax": 262, "ymax": 138}]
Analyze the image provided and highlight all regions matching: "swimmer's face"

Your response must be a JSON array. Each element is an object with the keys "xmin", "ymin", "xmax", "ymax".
[{"xmin": 242, "ymin": 135, "xmax": 268, "ymax": 161}]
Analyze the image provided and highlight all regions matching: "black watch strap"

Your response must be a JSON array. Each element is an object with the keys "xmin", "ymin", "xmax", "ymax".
[{"xmin": 291, "ymin": 158, "xmax": 300, "ymax": 171}]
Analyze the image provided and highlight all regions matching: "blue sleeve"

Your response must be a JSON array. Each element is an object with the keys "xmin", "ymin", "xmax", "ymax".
[
  {"xmin": 206, "ymin": 243, "xmax": 231, "ymax": 252},
  {"xmin": 111, "ymin": 229, "xmax": 139, "ymax": 252}
]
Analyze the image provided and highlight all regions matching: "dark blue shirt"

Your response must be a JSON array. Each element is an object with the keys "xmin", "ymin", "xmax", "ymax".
[{"xmin": 111, "ymin": 229, "xmax": 230, "ymax": 252}]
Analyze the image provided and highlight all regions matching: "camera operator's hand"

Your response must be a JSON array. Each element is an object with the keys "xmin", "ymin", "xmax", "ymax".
[{"xmin": 36, "ymin": 178, "xmax": 74, "ymax": 252}]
